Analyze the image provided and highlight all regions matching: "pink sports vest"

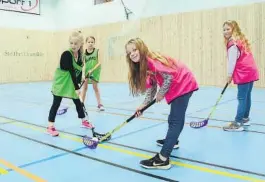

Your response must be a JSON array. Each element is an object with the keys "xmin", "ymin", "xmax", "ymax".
[
  {"xmin": 146, "ymin": 56, "xmax": 198, "ymax": 104},
  {"xmin": 227, "ymin": 40, "xmax": 259, "ymax": 84}
]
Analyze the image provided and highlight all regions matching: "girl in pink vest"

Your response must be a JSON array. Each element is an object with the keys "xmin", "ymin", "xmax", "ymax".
[
  {"xmin": 222, "ymin": 20, "xmax": 259, "ymax": 132},
  {"xmin": 125, "ymin": 38, "xmax": 198, "ymax": 169}
]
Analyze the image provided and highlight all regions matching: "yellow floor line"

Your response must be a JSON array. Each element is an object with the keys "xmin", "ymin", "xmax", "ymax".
[
  {"xmin": 0, "ymin": 167, "xmax": 8, "ymax": 175},
  {"xmin": 0, "ymin": 158, "xmax": 46, "ymax": 182},
  {"xmin": 1, "ymin": 117, "xmax": 264, "ymax": 182},
  {"xmin": 95, "ymin": 144, "xmax": 265, "ymax": 182}
]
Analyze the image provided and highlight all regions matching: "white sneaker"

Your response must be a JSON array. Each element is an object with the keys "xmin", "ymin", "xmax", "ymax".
[
  {"xmin": 243, "ymin": 118, "xmax": 250, "ymax": 126},
  {"xmin": 223, "ymin": 122, "xmax": 244, "ymax": 132}
]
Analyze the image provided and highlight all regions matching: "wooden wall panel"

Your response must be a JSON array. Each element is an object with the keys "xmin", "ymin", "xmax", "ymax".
[
  {"xmin": 0, "ymin": 2, "xmax": 264, "ymax": 87},
  {"xmin": 0, "ymin": 28, "xmax": 56, "ymax": 83},
  {"xmin": 98, "ymin": 21, "xmax": 141, "ymax": 82}
]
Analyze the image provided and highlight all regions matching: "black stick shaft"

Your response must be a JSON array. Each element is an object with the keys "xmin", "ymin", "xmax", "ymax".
[
  {"xmin": 126, "ymin": 99, "xmax": 156, "ymax": 122},
  {"xmin": 93, "ymin": 99, "xmax": 156, "ymax": 142}
]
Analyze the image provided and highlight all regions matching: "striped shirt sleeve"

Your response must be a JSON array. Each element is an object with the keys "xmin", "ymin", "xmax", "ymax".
[{"xmin": 142, "ymin": 72, "xmax": 173, "ymax": 105}]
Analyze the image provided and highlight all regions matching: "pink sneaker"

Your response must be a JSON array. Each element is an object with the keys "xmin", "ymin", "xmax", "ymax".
[
  {"xmin": 47, "ymin": 126, "xmax": 59, "ymax": 136},
  {"xmin": 81, "ymin": 120, "xmax": 94, "ymax": 129}
]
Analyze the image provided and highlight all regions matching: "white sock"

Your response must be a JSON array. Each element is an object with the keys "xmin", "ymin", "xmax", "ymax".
[
  {"xmin": 48, "ymin": 122, "xmax": 54, "ymax": 128},
  {"xmin": 159, "ymin": 153, "xmax": 167, "ymax": 161}
]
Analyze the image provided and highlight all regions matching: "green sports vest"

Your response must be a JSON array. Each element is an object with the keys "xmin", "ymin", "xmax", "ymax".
[
  {"xmin": 84, "ymin": 49, "xmax": 101, "ymax": 76},
  {"xmin": 51, "ymin": 49, "xmax": 83, "ymax": 99}
]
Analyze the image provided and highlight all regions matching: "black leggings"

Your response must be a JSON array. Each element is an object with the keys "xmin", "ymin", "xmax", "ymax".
[{"xmin": 48, "ymin": 95, "xmax": 85, "ymax": 122}]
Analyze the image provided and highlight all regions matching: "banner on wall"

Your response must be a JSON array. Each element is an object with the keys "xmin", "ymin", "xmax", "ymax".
[
  {"xmin": 1, "ymin": 50, "xmax": 44, "ymax": 57},
  {"xmin": 0, "ymin": 0, "xmax": 40, "ymax": 15}
]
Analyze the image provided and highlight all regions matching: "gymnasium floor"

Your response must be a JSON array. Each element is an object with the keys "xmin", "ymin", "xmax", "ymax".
[{"xmin": 0, "ymin": 82, "xmax": 264, "ymax": 182}]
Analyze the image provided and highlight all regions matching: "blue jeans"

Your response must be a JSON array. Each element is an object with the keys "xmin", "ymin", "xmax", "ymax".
[
  {"xmin": 235, "ymin": 81, "xmax": 254, "ymax": 123},
  {"xmin": 160, "ymin": 92, "xmax": 193, "ymax": 158}
]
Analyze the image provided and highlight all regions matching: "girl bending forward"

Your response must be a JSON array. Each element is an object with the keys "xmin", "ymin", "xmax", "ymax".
[{"xmin": 125, "ymin": 38, "xmax": 198, "ymax": 169}]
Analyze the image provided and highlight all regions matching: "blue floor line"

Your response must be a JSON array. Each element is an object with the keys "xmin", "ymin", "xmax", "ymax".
[{"xmin": 6, "ymin": 146, "xmax": 87, "ymax": 172}]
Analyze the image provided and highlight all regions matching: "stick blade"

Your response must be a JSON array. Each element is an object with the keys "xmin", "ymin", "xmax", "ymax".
[
  {"xmin": 93, "ymin": 131, "xmax": 111, "ymax": 142},
  {"xmin": 83, "ymin": 135, "xmax": 99, "ymax": 149},
  {"xmin": 190, "ymin": 119, "xmax": 208, "ymax": 128},
  {"xmin": 56, "ymin": 108, "xmax": 68, "ymax": 115}
]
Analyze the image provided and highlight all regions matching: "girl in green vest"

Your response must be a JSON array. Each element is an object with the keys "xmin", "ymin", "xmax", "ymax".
[
  {"xmin": 81, "ymin": 36, "xmax": 104, "ymax": 111},
  {"xmin": 47, "ymin": 31, "xmax": 94, "ymax": 136}
]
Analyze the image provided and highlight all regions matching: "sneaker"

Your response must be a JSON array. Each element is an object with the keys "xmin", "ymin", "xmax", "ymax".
[
  {"xmin": 97, "ymin": 104, "xmax": 105, "ymax": 111},
  {"xmin": 81, "ymin": 120, "xmax": 94, "ymax": 129},
  {"xmin": 243, "ymin": 118, "xmax": 250, "ymax": 126},
  {"xmin": 156, "ymin": 139, "xmax": 179, "ymax": 149},
  {"xmin": 47, "ymin": 126, "xmax": 59, "ymax": 136},
  {"xmin": 140, "ymin": 153, "xmax": 171, "ymax": 170},
  {"xmin": 223, "ymin": 122, "xmax": 244, "ymax": 132}
]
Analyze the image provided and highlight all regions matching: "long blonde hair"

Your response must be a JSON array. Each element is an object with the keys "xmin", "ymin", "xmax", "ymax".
[
  {"xmin": 223, "ymin": 20, "xmax": 251, "ymax": 52},
  {"xmin": 125, "ymin": 38, "xmax": 173, "ymax": 96}
]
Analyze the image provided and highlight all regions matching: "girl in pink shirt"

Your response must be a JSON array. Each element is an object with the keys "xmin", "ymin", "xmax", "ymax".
[
  {"xmin": 222, "ymin": 20, "xmax": 259, "ymax": 132},
  {"xmin": 125, "ymin": 38, "xmax": 198, "ymax": 169}
]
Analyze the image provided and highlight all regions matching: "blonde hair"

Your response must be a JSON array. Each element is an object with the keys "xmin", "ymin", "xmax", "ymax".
[
  {"xmin": 223, "ymin": 20, "xmax": 251, "ymax": 52},
  {"xmin": 69, "ymin": 30, "xmax": 84, "ymax": 55},
  {"xmin": 125, "ymin": 38, "xmax": 173, "ymax": 96}
]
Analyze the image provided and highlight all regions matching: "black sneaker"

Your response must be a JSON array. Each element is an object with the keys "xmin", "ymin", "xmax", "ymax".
[
  {"xmin": 140, "ymin": 153, "xmax": 171, "ymax": 169},
  {"xmin": 156, "ymin": 139, "xmax": 179, "ymax": 149}
]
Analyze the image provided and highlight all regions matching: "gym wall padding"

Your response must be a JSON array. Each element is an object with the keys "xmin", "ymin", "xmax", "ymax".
[{"xmin": 0, "ymin": 2, "xmax": 264, "ymax": 87}]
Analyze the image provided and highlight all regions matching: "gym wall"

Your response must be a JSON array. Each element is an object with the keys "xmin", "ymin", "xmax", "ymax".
[
  {"xmin": 0, "ymin": 0, "xmax": 57, "ymax": 83},
  {"xmin": 0, "ymin": 1, "xmax": 264, "ymax": 87},
  {"xmin": 0, "ymin": 28, "xmax": 56, "ymax": 83},
  {"xmin": 75, "ymin": 2, "xmax": 265, "ymax": 87}
]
